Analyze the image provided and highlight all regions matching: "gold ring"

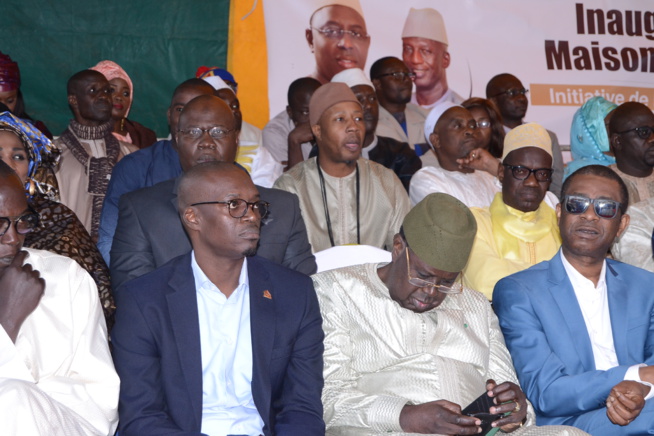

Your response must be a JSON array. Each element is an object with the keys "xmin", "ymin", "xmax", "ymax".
[{"xmin": 514, "ymin": 401, "xmax": 521, "ymax": 413}]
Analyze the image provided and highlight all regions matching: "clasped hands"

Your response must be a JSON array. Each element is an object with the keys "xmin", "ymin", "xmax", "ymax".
[{"xmin": 399, "ymin": 379, "xmax": 527, "ymax": 435}]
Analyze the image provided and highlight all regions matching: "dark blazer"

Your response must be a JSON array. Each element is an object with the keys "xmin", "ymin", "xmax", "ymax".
[
  {"xmin": 494, "ymin": 251, "xmax": 654, "ymax": 434},
  {"xmin": 111, "ymin": 253, "xmax": 325, "ymax": 436},
  {"xmin": 110, "ymin": 177, "xmax": 316, "ymax": 289}
]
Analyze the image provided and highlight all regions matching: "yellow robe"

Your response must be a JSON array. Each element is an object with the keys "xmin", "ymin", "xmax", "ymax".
[{"xmin": 464, "ymin": 193, "xmax": 561, "ymax": 300}]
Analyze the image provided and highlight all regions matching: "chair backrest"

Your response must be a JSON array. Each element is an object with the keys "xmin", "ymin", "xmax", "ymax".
[{"xmin": 314, "ymin": 245, "xmax": 392, "ymax": 273}]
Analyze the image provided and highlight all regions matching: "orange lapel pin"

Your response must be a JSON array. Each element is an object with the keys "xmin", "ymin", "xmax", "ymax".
[{"xmin": 263, "ymin": 290, "xmax": 272, "ymax": 299}]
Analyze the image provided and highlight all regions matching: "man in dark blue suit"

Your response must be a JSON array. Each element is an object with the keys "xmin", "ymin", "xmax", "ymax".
[
  {"xmin": 112, "ymin": 161, "xmax": 325, "ymax": 435},
  {"xmin": 495, "ymin": 165, "xmax": 654, "ymax": 436}
]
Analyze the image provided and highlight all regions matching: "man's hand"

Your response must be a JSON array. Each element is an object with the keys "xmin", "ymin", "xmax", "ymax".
[
  {"xmin": 606, "ymin": 380, "xmax": 648, "ymax": 426},
  {"xmin": 486, "ymin": 379, "xmax": 528, "ymax": 433},
  {"xmin": 456, "ymin": 148, "xmax": 500, "ymax": 176},
  {"xmin": 0, "ymin": 251, "xmax": 45, "ymax": 342},
  {"xmin": 399, "ymin": 400, "xmax": 481, "ymax": 435},
  {"xmin": 287, "ymin": 123, "xmax": 314, "ymax": 170}
]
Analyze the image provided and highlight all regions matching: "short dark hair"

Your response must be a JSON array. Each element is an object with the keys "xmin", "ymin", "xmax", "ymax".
[
  {"xmin": 485, "ymin": 73, "xmax": 516, "ymax": 98},
  {"xmin": 561, "ymin": 165, "xmax": 629, "ymax": 214},
  {"xmin": 172, "ymin": 78, "xmax": 214, "ymax": 100},
  {"xmin": 67, "ymin": 69, "xmax": 104, "ymax": 96},
  {"xmin": 287, "ymin": 77, "xmax": 321, "ymax": 105},
  {"xmin": 369, "ymin": 56, "xmax": 398, "ymax": 80}
]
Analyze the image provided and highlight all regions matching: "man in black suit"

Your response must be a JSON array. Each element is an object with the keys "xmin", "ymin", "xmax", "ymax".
[
  {"xmin": 112, "ymin": 161, "xmax": 324, "ymax": 435},
  {"xmin": 110, "ymin": 95, "xmax": 316, "ymax": 289}
]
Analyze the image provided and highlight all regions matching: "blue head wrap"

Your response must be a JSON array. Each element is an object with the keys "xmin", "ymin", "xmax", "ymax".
[
  {"xmin": 0, "ymin": 111, "xmax": 60, "ymax": 198},
  {"xmin": 564, "ymin": 97, "xmax": 617, "ymax": 180}
]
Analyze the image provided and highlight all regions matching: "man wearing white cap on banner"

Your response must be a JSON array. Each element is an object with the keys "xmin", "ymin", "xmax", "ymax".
[
  {"xmin": 331, "ymin": 67, "xmax": 421, "ymax": 191},
  {"xmin": 200, "ymin": 71, "xmax": 282, "ymax": 187},
  {"xmin": 306, "ymin": 0, "xmax": 370, "ymax": 84},
  {"xmin": 274, "ymin": 82, "xmax": 409, "ymax": 253},
  {"xmin": 402, "ymin": 8, "xmax": 464, "ymax": 110},
  {"xmin": 463, "ymin": 123, "xmax": 561, "ymax": 300},
  {"xmin": 409, "ymin": 103, "xmax": 499, "ymax": 207}
]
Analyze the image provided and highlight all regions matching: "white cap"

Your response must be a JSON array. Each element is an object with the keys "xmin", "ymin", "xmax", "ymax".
[
  {"xmin": 424, "ymin": 101, "xmax": 459, "ymax": 146},
  {"xmin": 310, "ymin": 0, "xmax": 364, "ymax": 20},
  {"xmin": 402, "ymin": 8, "xmax": 448, "ymax": 45},
  {"xmin": 331, "ymin": 67, "xmax": 373, "ymax": 89},
  {"xmin": 201, "ymin": 75, "xmax": 235, "ymax": 95}
]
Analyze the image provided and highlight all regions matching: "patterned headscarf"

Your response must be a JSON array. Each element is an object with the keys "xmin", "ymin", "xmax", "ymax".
[
  {"xmin": 0, "ymin": 111, "xmax": 61, "ymax": 199},
  {"xmin": 564, "ymin": 96, "xmax": 617, "ymax": 180},
  {"xmin": 90, "ymin": 60, "xmax": 133, "ymax": 117},
  {"xmin": 0, "ymin": 52, "xmax": 20, "ymax": 92}
]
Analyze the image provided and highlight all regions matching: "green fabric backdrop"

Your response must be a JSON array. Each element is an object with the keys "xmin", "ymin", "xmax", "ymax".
[{"xmin": 2, "ymin": 0, "xmax": 230, "ymax": 137}]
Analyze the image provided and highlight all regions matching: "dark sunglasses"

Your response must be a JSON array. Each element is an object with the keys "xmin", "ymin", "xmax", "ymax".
[
  {"xmin": 615, "ymin": 126, "xmax": 654, "ymax": 140},
  {"xmin": 563, "ymin": 195, "xmax": 621, "ymax": 219}
]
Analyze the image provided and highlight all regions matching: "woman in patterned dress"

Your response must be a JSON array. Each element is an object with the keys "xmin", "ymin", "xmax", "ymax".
[{"xmin": 0, "ymin": 111, "xmax": 114, "ymax": 327}]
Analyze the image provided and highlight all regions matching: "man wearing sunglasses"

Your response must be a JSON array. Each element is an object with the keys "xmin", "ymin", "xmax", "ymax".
[
  {"xmin": 0, "ymin": 162, "xmax": 119, "ymax": 435},
  {"xmin": 608, "ymin": 101, "xmax": 654, "ymax": 205},
  {"xmin": 495, "ymin": 165, "xmax": 654, "ymax": 435},
  {"xmin": 313, "ymin": 193, "xmax": 587, "ymax": 436},
  {"xmin": 486, "ymin": 73, "xmax": 565, "ymax": 198},
  {"xmin": 370, "ymin": 56, "xmax": 435, "ymax": 167},
  {"xmin": 112, "ymin": 161, "xmax": 325, "ymax": 435},
  {"xmin": 463, "ymin": 123, "xmax": 561, "ymax": 300}
]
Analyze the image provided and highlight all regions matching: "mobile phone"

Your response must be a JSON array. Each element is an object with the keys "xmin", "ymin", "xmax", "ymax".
[{"xmin": 458, "ymin": 392, "xmax": 502, "ymax": 436}]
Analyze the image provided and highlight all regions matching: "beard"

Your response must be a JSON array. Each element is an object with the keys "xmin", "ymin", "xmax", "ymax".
[{"xmin": 242, "ymin": 244, "xmax": 258, "ymax": 257}]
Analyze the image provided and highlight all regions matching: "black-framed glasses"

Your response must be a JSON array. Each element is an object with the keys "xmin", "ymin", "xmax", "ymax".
[
  {"xmin": 615, "ymin": 126, "xmax": 654, "ymax": 140},
  {"xmin": 491, "ymin": 88, "xmax": 529, "ymax": 98},
  {"xmin": 0, "ymin": 208, "xmax": 40, "ymax": 237},
  {"xmin": 563, "ymin": 195, "xmax": 621, "ymax": 219},
  {"xmin": 376, "ymin": 71, "xmax": 416, "ymax": 81},
  {"xmin": 190, "ymin": 199, "xmax": 270, "ymax": 219},
  {"xmin": 405, "ymin": 248, "xmax": 463, "ymax": 294},
  {"xmin": 177, "ymin": 127, "xmax": 235, "ymax": 140},
  {"xmin": 310, "ymin": 27, "xmax": 369, "ymax": 40},
  {"xmin": 502, "ymin": 164, "xmax": 553, "ymax": 182}
]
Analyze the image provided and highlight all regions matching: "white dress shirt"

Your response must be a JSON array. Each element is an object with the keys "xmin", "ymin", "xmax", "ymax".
[
  {"xmin": 192, "ymin": 253, "xmax": 264, "ymax": 436},
  {"xmin": 561, "ymin": 252, "xmax": 654, "ymax": 400}
]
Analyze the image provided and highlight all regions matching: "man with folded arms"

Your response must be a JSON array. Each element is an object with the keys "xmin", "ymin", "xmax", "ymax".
[{"xmin": 495, "ymin": 165, "xmax": 654, "ymax": 435}]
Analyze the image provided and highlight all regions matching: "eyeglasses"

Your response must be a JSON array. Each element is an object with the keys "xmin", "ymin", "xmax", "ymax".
[
  {"xmin": 311, "ymin": 27, "xmax": 370, "ymax": 40},
  {"xmin": 177, "ymin": 127, "xmax": 235, "ymax": 140},
  {"xmin": 615, "ymin": 126, "xmax": 654, "ymax": 140},
  {"xmin": 190, "ymin": 199, "xmax": 270, "ymax": 219},
  {"xmin": 491, "ymin": 88, "xmax": 529, "ymax": 98},
  {"xmin": 375, "ymin": 71, "xmax": 416, "ymax": 81},
  {"xmin": 563, "ymin": 195, "xmax": 621, "ymax": 219},
  {"xmin": 405, "ymin": 248, "xmax": 463, "ymax": 294},
  {"xmin": 477, "ymin": 120, "xmax": 491, "ymax": 129},
  {"xmin": 0, "ymin": 208, "xmax": 40, "ymax": 237},
  {"xmin": 502, "ymin": 164, "xmax": 553, "ymax": 182}
]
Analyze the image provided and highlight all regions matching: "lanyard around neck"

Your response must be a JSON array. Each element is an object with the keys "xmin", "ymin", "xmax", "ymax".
[{"xmin": 316, "ymin": 158, "xmax": 360, "ymax": 247}]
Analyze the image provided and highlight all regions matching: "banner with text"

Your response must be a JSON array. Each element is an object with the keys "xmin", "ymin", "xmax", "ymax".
[{"xmin": 263, "ymin": 0, "xmax": 654, "ymax": 145}]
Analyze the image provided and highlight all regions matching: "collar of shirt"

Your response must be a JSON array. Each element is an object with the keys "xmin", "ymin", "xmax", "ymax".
[
  {"xmin": 191, "ymin": 251, "xmax": 249, "ymax": 303},
  {"xmin": 560, "ymin": 250, "xmax": 607, "ymax": 293},
  {"xmin": 361, "ymin": 135, "xmax": 378, "ymax": 160}
]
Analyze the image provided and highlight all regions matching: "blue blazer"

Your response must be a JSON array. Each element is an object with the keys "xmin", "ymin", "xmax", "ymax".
[
  {"xmin": 494, "ymin": 251, "xmax": 654, "ymax": 426},
  {"xmin": 111, "ymin": 253, "xmax": 325, "ymax": 436}
]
